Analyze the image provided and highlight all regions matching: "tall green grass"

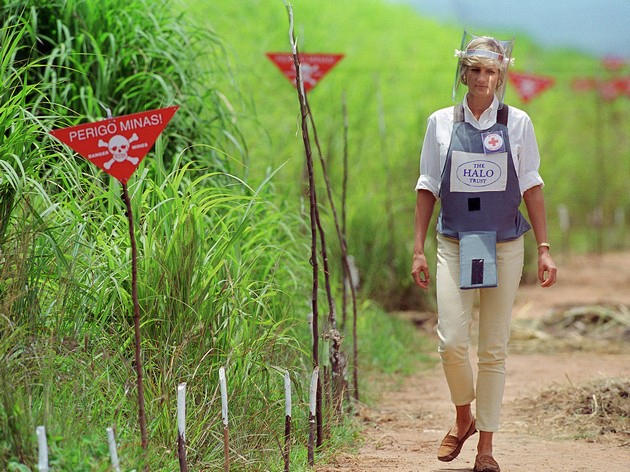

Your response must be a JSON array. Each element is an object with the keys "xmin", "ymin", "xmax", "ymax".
[
  {"xmin": 0, "ymin": 1, "xmax": 432, "ymax": 469},
  {"xmin": 0, "ymin": 1, "xmax": 310, "ymax": 469},
  {"xmin": 7, "ymin": 0, "xmax": 245, "ymax": 174},
  {"xmin": 2, "ymin": 155, "xmax": 314, "ymax": 469}
]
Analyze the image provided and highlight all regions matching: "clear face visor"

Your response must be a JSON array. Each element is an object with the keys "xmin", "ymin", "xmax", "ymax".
[{"xmin": 452, "ymin": 31, "xmax": 515, "ymax": 108}]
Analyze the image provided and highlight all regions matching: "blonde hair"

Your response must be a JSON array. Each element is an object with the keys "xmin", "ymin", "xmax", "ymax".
[{"xmin": 459, "ymin": 37, "xmax": 508, "ymax": 87}]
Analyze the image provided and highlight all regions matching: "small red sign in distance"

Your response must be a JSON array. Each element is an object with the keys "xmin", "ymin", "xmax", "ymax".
[
  {"xmin": 266, "ymin": 53, "xmax": 344, "ymax": 92},
  {"xmin": 508, "ymin": 72, "xmax": 555, "ymax": 103}
]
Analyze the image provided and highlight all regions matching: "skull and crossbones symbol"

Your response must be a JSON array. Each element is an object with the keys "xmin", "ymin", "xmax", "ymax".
[
  {"xmin": 300, "ymin": 63, "xmax": 320, "ymax": 88},
  {"xmin": 98, "ymin": 133, "xmax": 140, "ymax": 169}
]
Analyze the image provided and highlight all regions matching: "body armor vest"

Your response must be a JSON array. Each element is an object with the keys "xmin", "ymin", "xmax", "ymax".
[{"xmin": 437, "ymin": 104, "xmax": 531, "ymax": 242}]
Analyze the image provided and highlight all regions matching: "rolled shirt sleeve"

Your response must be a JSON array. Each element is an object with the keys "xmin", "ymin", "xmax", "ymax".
[
  {"xmin": 509, "ymin": 108, "xmax": 545, "ymax": 194},
  {"xmin": 415, "ymin": 109, "xmax": 451, "ymax": 198}
]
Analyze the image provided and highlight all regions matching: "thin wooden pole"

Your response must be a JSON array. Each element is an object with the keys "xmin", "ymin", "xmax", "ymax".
[
  {"xmin": 303, "ymin": 89, "xmax": 344, "ymax": 421},
  {"xmin": 341, "ymin": 92, "xmax": 349, "ymax": 333},
  {"xmin": 122, "ymin": 183, "xmax": 148, "ymax": 456},
  {"xmin": 303, "ymin": 54, "xmax": 360, "ymax": 405},
  {"xmin": 340, "ymin": 93, "xmax": 360, "ymax": 402},
  {"xmin": 284, "ymin": 3, "xmax": 323, "ymax": 448}
]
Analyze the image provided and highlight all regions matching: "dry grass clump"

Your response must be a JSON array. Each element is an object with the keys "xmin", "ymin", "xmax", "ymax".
[
  {"xmin": 517, "ymin": 377, "xmax": 630, "ymax": 444},
  {"xmin": 510, "ymin": 304, "xmax": 630, "ymax": 353},
  {"xmin": 541, "ymin": 305, "xmax": 630, "ymax": 339}
]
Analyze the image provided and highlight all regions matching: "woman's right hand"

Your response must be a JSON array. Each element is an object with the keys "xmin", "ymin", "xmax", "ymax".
[{"xmin": 411, "ymin": 252, "xmax": 431, "ymax": 289}]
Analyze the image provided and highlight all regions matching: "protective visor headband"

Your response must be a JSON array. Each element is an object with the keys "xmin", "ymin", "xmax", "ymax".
[{"xmin": 454, "ymin": 48, "xmax": 515, "ymax": 68}]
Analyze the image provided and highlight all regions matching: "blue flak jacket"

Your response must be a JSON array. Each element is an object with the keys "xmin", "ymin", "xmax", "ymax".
[{"xmin": 437, "ymin": 104, "xmax": 531, "ymax": 242}]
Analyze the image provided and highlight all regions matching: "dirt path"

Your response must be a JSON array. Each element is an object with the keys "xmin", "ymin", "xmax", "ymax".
[{"xmin": 318, "ymin": 252, "xmax": 630, "ymax": 472}]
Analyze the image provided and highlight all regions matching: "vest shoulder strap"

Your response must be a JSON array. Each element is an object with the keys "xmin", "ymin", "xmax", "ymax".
[
  {"xmin": 497, "ymin": 105, "xmax": 509, "ymax": 126},
  {"xmin": 453, "ymin": 104, "xmax": 464, "ymax": 123}
]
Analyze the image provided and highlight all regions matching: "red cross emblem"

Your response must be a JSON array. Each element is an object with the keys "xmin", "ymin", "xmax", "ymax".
[{"xmin": 483, "ymin": 132, "xmax": 503, "ymax": 152}]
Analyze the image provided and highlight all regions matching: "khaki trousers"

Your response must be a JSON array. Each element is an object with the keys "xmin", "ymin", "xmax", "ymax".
[{"xmin": 436, "ymin": 233, "xmax": 524, "ymax": 432}]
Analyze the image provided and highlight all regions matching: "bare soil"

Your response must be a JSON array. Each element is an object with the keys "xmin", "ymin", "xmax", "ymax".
[{"xmin": 318, "ymin": 251, "xmax": 630, "ymax": 472}]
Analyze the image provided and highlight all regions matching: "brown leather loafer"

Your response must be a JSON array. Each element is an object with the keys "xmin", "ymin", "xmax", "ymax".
[
  {"xmin": 437, "ymin": 418, "xmax": 477, "ymax": 462},
  {"xmin": 474, "ymin": 454, "xmax": 500, "ymax": 472}
]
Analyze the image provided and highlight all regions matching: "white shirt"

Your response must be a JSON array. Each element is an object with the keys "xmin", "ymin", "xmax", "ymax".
[{"xmin": 415, "ymin": 96, "xmax": 544, "ymax": 198}]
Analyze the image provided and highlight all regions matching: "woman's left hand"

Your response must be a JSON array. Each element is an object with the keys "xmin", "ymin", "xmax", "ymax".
[{"xmin": 538, "ymin": 251, "xmax": 557, "ymax": 287}]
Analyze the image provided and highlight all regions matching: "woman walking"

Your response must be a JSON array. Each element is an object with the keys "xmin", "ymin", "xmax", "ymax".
[{"xmin": 411, "ymin": 33, "xmax": 557, "ymax": 472}]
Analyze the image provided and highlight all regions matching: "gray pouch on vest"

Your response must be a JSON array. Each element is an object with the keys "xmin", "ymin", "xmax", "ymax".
[{"xmin": 459, "ymin": 231, "xmax": 497, "ymax": 289}]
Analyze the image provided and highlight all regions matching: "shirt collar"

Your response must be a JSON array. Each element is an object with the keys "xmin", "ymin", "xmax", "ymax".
[{"xmin": 463, "ymin": 95, "xmax": 500, "ymax": 129}]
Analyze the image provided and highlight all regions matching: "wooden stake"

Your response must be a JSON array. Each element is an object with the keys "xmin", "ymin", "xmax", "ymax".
[
  {"xmin": 339, "ymin": 93, "xmax": 360, "ymax": 403},
  {"xmin": 284, "ymin": 2, "xmax": 325, "ymax": 448},
  {"xmin": 177, "ymin": 383, "xmax": 188, "ymax": 472},
  {"xmin": 298, "ymin": 19, "xmax": 360, "ymax": 408},
  {"xmin": 36, "ymin": 426, "xmax": 48, "ymax": 472},
  {"xmin": 106, "ymin": 427, "xmax": 121, "ymax": 472},
  {"xmin": 307, "ymin": 367, "xmax": 319, "ymax": 466},
  {"xmin": 284, "ymin": 370, "xmax": 292, "ymax": 472},
  {"xmin": 122, "ymin": 183, "xmax": 148, "ymax": 453},
  {"xmin": 341, "ymin": 92, "xmax": 349, "ymax": 333},
  {"xmin": 219, "ymin": 366, "xmax": 229, "ymax": 472}
]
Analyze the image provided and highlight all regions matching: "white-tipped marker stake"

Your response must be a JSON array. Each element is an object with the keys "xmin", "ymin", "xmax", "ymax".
[
  {"xmin": 36, "ymin": 426, "xmax": 48, "ymax": 472},
  {"xmin": 219, "ymin": 366, "xmax": 229, "ymax": 472},
  {"xmin": 284, "ymin": 370, "xmax": 292, "ymax": 418},
  {"xmin": 284, "ymin": 370, "xmax": 292, "ymax": 472},
  {"xmin": 106, "ymin": 427, "xmax": 121, "ymax": 472},
  {"xmin": 177, "ymin": 382, "xmax": 188, "ymax": 472},
  {"xmin": 307, "ymin": 367, "xmax": 319, "ymax": 466},
  {"xmin": 178, "ymin": 382, "xmax": 187, "ymax": 440}
]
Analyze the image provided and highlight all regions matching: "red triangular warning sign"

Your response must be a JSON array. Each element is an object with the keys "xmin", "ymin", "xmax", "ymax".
[
  {"xmin": 572, "ymin": 77, "xmax": 596, "ymax": 93},
  {"xmin": 50, "ymin": 106, "xmax": 178, "ymax": 183},
  {"xmin": 601, "ymin": 75, "xmax": 630, "ymax": 100},
  {"xmin": 614, "ymin": 76, "xmax": 630, "ymax": 97},
  {"xmin": 508, "ymin": 72, "xmax": 555, "ymax": 103},
  {"xmin": 266, "ymin": 52, "xmax": 344, "ymax": 93},
  {"xmin": 598, "ymin": 79, "xmax": 621, "ymax": 101},
  {"xmin": 572, "ymin": 76, "xmax": 630, "ymax": 101},
  {"xmin": 601, "ymin": 56, "xmax": 626, "ymax": 72}
]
